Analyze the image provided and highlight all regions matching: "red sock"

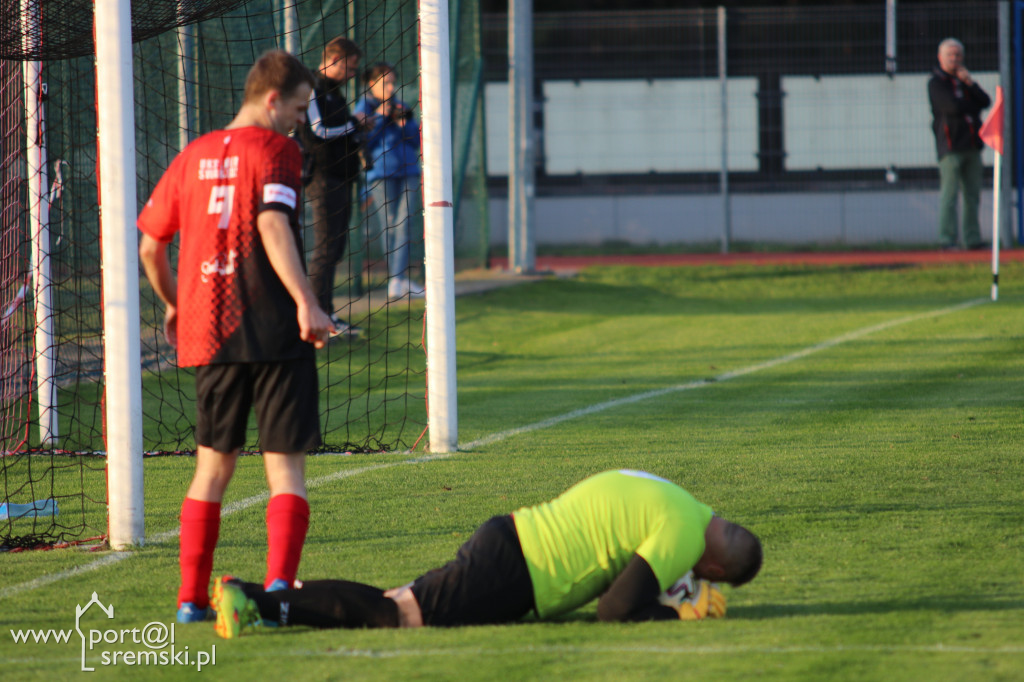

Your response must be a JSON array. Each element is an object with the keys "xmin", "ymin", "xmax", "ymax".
[
  {"xmin": 178, "ymin": 498, "xmax": 221, "ymax": 609},
  {"xmin": 265, "ymin": 494, "xmax": 310, "ymax": 589}
]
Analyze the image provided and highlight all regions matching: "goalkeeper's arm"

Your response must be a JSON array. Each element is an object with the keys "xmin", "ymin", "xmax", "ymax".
[{"xmin": 596, "ymin": 555, "xmax": 679, "ymax": 622}]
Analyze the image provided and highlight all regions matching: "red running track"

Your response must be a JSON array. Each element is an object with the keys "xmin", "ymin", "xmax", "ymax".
[{"xmin": 488, "ymin": 248, "xmax": 1024, "ymax": 272}]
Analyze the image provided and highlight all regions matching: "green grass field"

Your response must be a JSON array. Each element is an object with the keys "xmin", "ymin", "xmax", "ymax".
[{"xmin": 2, "ymin": 262, "xmax": 1024, "ymax": 681}]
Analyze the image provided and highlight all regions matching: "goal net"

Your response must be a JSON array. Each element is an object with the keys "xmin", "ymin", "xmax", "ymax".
[{"xmin": 0, "ymin": 0, "xmax": 482, "ymax": 549}]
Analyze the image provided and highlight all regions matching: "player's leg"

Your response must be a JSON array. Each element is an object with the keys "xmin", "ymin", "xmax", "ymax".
[
  {"xmin": 960, "ymin": 150, "xmax": 984, "ymax": 248},
  {"xmin": 212, "ymin": 576, "xmax": 399, "ymax": 636},
  {"xmin": 937, "ymin": 153, "xmax": 961, "ymax": 247},
  {"xmin": 383, "ymin": 176, "xmax": 423, "ymax": 298},
  {"xmin": 179, "ymin": 445, "xmax": 240, "ymax": 618},
  {"xmin": 306, "ymin": 172, "xmax": 331, "ymax": 311},
  {"xmin": 306, "ymin": 173, "xmax": 341, "ymax": 313},
  {"xmin": 384, "ymin": 582, "xmax": 424, "ymax": 627},
  {"xmin": 367, "ymin": 178, "xmax": 395, "ymax": 294},
  {"xmin": 256, "ymin": 577, "xmax": 399, "ymax": 628},
  {"xmin": 388, "ymin": 176, "xmax": 411, "ymax": 281},
  {"xmin": 179, "ymin": 364, "xmax": 252, "ymax": 621},
  {"xmin": 409, "ymin": 515, "xmax": 535, "ymax": 626},
  {"xmin": 325, "ymin": 178, "xmax": 360, "ymax": 335},
  {"xmin": 252, "ymin": 357, "xmax": 320, "ymax": 590},
  {"xmin": 394, "ymin": 175, "xmax": 422, "ymax": 291},
  {"xmin": 262, "ymin": 453, "xmax": 308, "ymax": 591}
]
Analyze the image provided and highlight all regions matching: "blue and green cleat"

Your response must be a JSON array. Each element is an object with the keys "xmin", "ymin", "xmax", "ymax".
[
  {"xmin": 212, "ymin": 576, "xmax": 262, "ymax": 639},
  {"xmin": 176, "ymin": 602, "xmax": 210, "ymax": 624},
  {"xmin": 265, "ymin": 578, "xmax": 290, "ymax": 592}
]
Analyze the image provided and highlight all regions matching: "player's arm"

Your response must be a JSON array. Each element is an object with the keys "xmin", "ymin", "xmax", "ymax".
[
  {"xmin": 966, "ymin": 80, "xmax": 991, "ymax": 109},
  {"xmin": 596, "ymin": 554, "xmax": 679, "ymax": 622},
  {"xmin": 256, "ymin": 210, "xmax": 333, "ymax": 348},
  {"xmin": 307, "ymin": 89, "xmax": 359, "ymax": 140},
  {"xmin": 139, "ymin": 233, "xmax": 179, "ymax": 347},
  {"xmin": 929, "ymin": 77, "xmax": 976, "ymax": 116}
]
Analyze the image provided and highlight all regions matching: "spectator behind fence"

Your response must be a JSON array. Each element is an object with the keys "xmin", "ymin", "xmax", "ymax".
[
  {"xmin": 928, "ymin": 37, "xmax": 991, "ymax": 251},
  {"xmin": 354, "ymin": 63, "xmax": 425, "ymax": 301},
  {"xmin": 300, "ymin": 36, "xmax": 366, "ymax": 337}
]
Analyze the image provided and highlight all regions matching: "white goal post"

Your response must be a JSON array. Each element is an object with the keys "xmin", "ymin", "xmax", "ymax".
[
  {"xmin": 420, "ymin": 0, "xmax": 459, "ymax": 454},
  {"xmin": 95, "ymin": 0, "xmax": 145, "ymax": 549},
  {"xmin": 21, "ymin": 0, "xmax": 57, "ymax": 448}
]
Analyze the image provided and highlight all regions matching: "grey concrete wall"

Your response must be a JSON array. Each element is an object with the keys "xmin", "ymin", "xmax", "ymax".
[{"xmin": 489, "ymin": 190, "xmax": 1000, "ymax": 247}]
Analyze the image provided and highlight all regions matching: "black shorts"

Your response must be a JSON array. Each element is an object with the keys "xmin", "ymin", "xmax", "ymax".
[
  {"xmin": 411, "ymin": 515, "xmax": 536, "ymax": 626},
  {"xmin": 194, "ymin": 357, "xmax": 320, "ymax": 454}
]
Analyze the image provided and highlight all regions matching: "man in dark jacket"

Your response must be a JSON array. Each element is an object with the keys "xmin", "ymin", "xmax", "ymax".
[
  {"xmin": 299, "ymin": 37, "xmax": 366, "ymax": 336},
  {"xmin": 928, "ymin": 38, "xmax": 991, "ymax": 250}
]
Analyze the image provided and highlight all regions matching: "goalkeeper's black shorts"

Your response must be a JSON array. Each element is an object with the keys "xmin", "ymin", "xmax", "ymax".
[{"xmin": 411, "ymin": 514, "xmax": 535, "ymax": 626}]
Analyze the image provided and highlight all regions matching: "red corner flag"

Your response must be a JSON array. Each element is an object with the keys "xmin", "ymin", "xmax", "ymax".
[{"xmin": 980, "ymin": 85, "xmax": 1004, "ymax": 155}]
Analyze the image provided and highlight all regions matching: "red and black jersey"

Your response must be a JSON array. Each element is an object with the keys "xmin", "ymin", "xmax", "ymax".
[{"xmin": 138, "ymin": 126, "xmax": 311, "ymax": 367}]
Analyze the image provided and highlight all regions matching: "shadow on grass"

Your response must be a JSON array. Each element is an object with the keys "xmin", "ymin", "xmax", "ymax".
[{"xmin": 732, "ymin": 597, "xmax": 1024, "ymax": 620}]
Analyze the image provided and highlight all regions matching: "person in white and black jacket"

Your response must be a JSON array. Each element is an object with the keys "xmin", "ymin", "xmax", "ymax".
[
  {"xmin": 928, "ymin": 38, "xmax": 991, "ymax": 251},
  {"xmin": 299, "ymin": 37, "xmax": 367, "ymax": 336}
]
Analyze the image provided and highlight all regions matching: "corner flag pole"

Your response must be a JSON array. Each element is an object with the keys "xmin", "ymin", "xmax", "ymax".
[
  {"xmin": 979, "ymin": 85, "xmax": 1005, "ymax": 302},
  {"xmin": 991, "ymin": 149, "xmax": 1002, "ymax": 301}
]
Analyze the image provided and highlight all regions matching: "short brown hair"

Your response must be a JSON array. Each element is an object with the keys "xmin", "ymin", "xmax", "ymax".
[
  {"xmin": 364, "ymin": 61, "xmax": 396, "ymax": 85},
  {"xmin": 243, "ymin": 49, "xmax": 315, "ymax": 104},
  {"xmin": 323, "ymin": 36, "xmax": 362, "ymax": 63}
]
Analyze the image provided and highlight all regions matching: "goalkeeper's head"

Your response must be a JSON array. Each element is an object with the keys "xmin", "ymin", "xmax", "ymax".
[{"xmin": 692, "ymin": 516, "xmax": 763, "ymax": 587}]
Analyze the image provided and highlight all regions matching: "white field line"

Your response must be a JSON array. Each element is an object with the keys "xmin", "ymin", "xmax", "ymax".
[
  {"xmin": 278, "ymin": 642, "xmax": 1024, "ymax": 658},
  {"xmin": 7, "ymin": 641, "xmax": 1024, "ymax": 667},
  {"xmin": 461, "ymin": 298, "xmax": 986, "ymax": 450},
  {"xmin": 0, "ymin": 298, "xmax": 985, "ymax": 601},
  {"xmin": 0, "ymin": 457, "xmax": 454, "ymax": 601}
]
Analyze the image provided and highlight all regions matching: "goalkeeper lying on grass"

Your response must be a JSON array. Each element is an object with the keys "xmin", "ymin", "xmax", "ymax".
[{"xmin": 212, "ymin": 469, "xmax": 761, "ymax": 637}]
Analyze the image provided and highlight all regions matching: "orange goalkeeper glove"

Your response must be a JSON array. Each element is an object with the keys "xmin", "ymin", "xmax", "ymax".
[{"xmin": 675, "ymin": 580, "xmax": 726, "ymax": 621}]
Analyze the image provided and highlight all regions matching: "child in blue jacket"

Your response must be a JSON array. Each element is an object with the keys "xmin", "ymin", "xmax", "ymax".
[{"xmin": 354, "ymin": 63, "xmax": 424, "ymax": 299}]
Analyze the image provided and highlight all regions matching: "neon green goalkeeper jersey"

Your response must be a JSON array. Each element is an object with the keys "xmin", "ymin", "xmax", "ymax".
[{"xmin": 512, "ymin": 469, "xmax": 713, "ymax": 618}]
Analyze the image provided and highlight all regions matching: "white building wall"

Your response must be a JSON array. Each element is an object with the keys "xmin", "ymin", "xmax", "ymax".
[
  {"xmin": 489, "ymin": 190, "xmax": 997, "ymax": 247},
  {"xmin": 484, "ymin": 73, "xmax": 1003, "ymax": 247}
]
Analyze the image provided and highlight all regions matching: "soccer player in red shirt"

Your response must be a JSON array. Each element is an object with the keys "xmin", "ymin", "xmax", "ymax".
[{"xmin": 138, "ymin": 50, "xmax": 334, "ymax": 624}]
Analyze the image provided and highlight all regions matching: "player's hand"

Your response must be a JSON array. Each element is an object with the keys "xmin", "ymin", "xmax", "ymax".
[
  {"xmin": 164, "ymin": 305, "xmax": 178, "ymax": 348},
  {"xmin": 658, "ymin": 571, "xmax": 696, "ymax": 609},
  {"xmin": 707, "ymin": 582, "xmax": 726, "ymax": 618},
  {"xmin": 354, "ymin": 111, "xmax": 378, "ymax": 131},
  {"xmin": 676, "ymin": 580, "xmax": 726, "ymax": 621},
  {"xmin": 955, "ymin": 66, "xmax": 973, "ymax": 85},
  {"xmin": 389, "ymin": 103, "xmax": 411, "ymax": 123},
  {"xmin": 298, "ymin": 302, "xmax": 333, "ymax": 350}
]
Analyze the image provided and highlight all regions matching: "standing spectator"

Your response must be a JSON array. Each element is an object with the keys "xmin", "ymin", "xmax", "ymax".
[
  {"xmin": 354, "ymin": 63, "xmax": 425, "ymax": 300},
  {"xmin": 301, "ymin": 36, "xmax": 366, "ymax": 336},
  {"xmin": 928, "ymin": 38, "xmax": 991, "ymax": 250},
  {"xmin": 138, "ymin": 50, "xmax": 333, "ymax": 623}
]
